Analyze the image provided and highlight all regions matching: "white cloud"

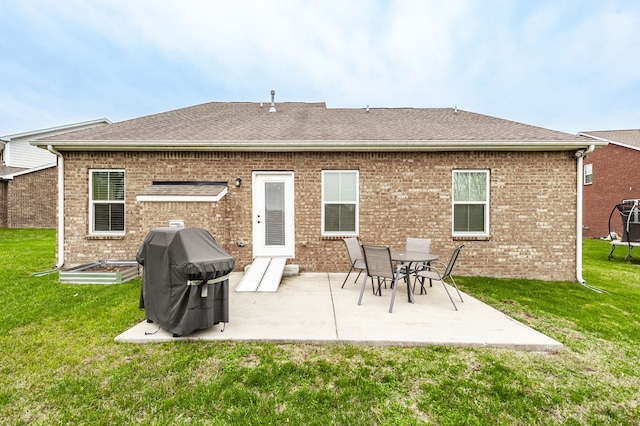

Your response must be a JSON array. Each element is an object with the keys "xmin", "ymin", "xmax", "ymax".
[{"xmin": 1, "ymin": 0, "xmax": 639, "ymax": 134}]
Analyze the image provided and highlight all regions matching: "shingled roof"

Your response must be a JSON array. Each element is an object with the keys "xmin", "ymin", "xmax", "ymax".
[
  {"xmin": 579, "ymin": 129, "xmax": 640, "ymax": 150},
  {"xmin": 34, "ymin": 102, "xmax": 596, "ymax": 152},
  {"xmin": 0, "ymin": 164, "xmax": 28, "ymax": 178}
]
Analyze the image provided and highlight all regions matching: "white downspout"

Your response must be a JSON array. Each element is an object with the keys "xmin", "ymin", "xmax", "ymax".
[
  {"xmin": 47, "ymin": 145, "xmax": 64, "ymax": 268},
  {"xmin": 575, "ymin": 145, "xmax": 595, "ymax": 284}
]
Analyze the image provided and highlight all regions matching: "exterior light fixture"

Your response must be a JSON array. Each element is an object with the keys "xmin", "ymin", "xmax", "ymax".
[{"xmin": 234, "ymin": 177, "xmax": 242, "ymax": 187}]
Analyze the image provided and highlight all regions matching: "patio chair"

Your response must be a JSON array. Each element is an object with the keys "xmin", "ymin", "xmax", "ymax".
[
  {"xmin": 405, "ymin": 237, "xmax": 431, "ymax": 253},
  {"xmin": 341, "ymin": 237, "xmax": 367, "ymax": 288},
  {"xmin": 414, "ymin": 244, "xmax": 464, "ymax": 311},
  {"xmin": 404, "ymin": 237, "xmax": 432, "ymax": 286},
  {"xmin": 358, "ymin": 245, "xmax": 411, "ymax": 313}
]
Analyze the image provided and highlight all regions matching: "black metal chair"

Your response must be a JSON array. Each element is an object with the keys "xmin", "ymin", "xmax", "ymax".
[
  {"xmin": 358, "ymin": 244, "xmax": 411, "ymax": 313},
  {"xmin": 415, "ymin": 245, "xmax": 464, "ymax": 311}
]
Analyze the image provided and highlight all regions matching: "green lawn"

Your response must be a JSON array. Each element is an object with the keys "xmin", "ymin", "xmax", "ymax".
[{"xmin": 1, "ymin": 228, "xmax": 639, "ymax": 425}]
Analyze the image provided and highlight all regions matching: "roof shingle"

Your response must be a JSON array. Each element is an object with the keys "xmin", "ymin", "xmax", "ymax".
[
  {"xmin": 579, "ymin": 129, "xmax": 640, "ymax": 149},
  {"xmin": 137, "ymin": 182, "xmax": 227, "ymax": 197},
  {"xmin": 40, "ymin": 102, "xmax": 585, "ymax": 143}
]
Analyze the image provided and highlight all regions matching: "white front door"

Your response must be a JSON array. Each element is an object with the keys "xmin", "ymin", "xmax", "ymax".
[{"xmin": 252, "ymin": 172, "xmax": 295, "ymax": 258}]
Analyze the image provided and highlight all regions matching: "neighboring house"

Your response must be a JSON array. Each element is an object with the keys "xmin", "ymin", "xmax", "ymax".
[
  {"xmin": 33, "ymin": 100, "xmax": 602, "ymax": 281},
  {"xmin": 578, "ymin": 130, "xmax": 640, "ymax": 239},
  {"xmin": 1, "ymin": 120, "xmax": 111, "ymax": 228}
]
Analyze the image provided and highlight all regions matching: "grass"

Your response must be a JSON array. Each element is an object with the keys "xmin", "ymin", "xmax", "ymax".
[{"xmin": 1, "ymin": 228, "xmax": 639, "ymax": 425}]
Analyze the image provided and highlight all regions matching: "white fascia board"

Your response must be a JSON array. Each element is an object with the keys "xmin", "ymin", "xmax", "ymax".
[
  {"xmin": 136, "ymin": 195, "xmax": 223, "ymax": 202},
  {"xmin": 136, "ymin": 187, "xmax": 227, "ymax": 203},
  {"xmin": 34, "ymin": 139, "xmax": 607, "ymax": 152}
]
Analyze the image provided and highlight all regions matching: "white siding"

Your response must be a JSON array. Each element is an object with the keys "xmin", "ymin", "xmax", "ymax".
[
  {"xmin": 6, "ymin": 138, "xmax": 56, "ymax": 168},
  {"xmin": 2, "ymin": 119, "xmax": 111, "ymax": 169}
]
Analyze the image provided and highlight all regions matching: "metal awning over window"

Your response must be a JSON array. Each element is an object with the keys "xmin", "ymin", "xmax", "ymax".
[{"xmin": 136, "ymin": 181, "xmax": 228, "ymax": 202}]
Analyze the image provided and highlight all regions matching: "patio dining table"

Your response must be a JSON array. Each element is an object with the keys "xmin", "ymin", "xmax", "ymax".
[{"xmin": 390, "ymin": 250, "xmax": 438, "ymax": 303}]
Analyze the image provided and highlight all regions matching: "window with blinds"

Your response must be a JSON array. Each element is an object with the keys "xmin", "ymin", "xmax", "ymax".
[
  {"xmin": 90, "ymin": 170, "xmax": 125, "ymax": 234},
  {"xmin": 265, "ymin": 181, "xmax": 285, "ymax": 245},
  {"xmin": 452, "ymin": 170, "xmax": 489, "ymax": 236},
  {"xmin": 322, "ymin": 170, "xmax": 359, "ymax": 235}
]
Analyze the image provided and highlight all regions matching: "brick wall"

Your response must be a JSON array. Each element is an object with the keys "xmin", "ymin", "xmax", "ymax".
[
  {"xmin": 4, "ymin": 167, "xmax": 57, "ymax": 228},
  {"xmin": 583, "ymin": 144, "xmax": 640, "ymax": 238},
  {"xmin": 0, "ymin": 180, "xmax": 7, "ymax": 227},
  {"xmin": 62, "ymin": 150, "xmax": 578, "ymax": 281}
]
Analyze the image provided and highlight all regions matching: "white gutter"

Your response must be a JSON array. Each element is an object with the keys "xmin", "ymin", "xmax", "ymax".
[
  {"xmin": 575, "ymin": 145, "xmax": 596, "ymax": 286},
  {"xmin": 33, "ymin": 139, "xmax": 607, "ymax": 152},
  {"xmin": 47, "ymin": 145, "xmax": 65, "ymax": 268}
]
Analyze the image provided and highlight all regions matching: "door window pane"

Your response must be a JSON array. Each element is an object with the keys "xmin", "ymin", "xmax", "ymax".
[{"xmin": 265, "ymin": 182, "xmax": 285, "ymax": 246}]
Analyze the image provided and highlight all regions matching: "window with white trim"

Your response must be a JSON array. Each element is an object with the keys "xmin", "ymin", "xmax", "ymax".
[
  {"xmin": 322, "ymin": 170, "xmax": 359, "ymax": 235},
  {"xmin": 584, "ymin": 163, "xmax": 593, "ymax": 185},
  {"xmin": 89, "ymin": 169, "xmax": 125, "ymax": 234},
  {"xmin": 452, "ymin": 170, "xmax": 489, "ymax": 236}
]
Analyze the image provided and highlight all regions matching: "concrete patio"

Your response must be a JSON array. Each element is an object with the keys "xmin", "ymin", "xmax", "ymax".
[{"xmin": 115, "ymin": 272, "xmax": 563, "ymax": 352}]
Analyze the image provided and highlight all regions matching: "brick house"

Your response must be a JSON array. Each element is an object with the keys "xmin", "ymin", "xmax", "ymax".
[
  {"xmin": 1, "ymin": 120, "xmax": 110, "ymax": 228},
  {"xmin": 33, "ymin": 101, "xmax": 602, "ymax": 281},
  {"xmin": 0, "ymin": 164, "xmax": 58, "ymax": 228},
  {"xmin": 578, "ymin": 130, "xmax": 640, "ymax": 239}
]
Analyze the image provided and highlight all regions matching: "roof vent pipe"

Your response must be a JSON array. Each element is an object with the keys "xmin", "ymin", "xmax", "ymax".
[{"xmin": 269, "ymin": 90, "xmax": 276, "ymax": 113}]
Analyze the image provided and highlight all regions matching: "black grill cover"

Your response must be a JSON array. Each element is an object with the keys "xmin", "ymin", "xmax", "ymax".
[{"xmin": 136, "ymin": 227, "xmax": 234, "ymax": 336}]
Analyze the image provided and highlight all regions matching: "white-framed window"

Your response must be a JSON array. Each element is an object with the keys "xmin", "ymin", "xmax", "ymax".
[
  {"xmin": 452, "ymin": 169, "xmax": 490, "ymax": 236},
  {"xmin": 322, "ymin": 170, "xmax": 359, "ymax": 235},
  {"xmin": 89, "ymin": 169, "xmax": 125, "ymax": 234},
  {"xmin": 584, "ymin": 163, "xmax": 593, "ymax": 185}
]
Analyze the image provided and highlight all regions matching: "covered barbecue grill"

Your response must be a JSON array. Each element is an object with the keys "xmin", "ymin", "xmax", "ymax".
[{"xmin": 136, "ymin": 227, "xmax": 234, "ymax": 336}]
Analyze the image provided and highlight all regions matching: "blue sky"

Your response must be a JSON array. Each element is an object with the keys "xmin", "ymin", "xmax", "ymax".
[{"xmin": 1, "ymin": 0, "xmax": 639, "ymax": 136}]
